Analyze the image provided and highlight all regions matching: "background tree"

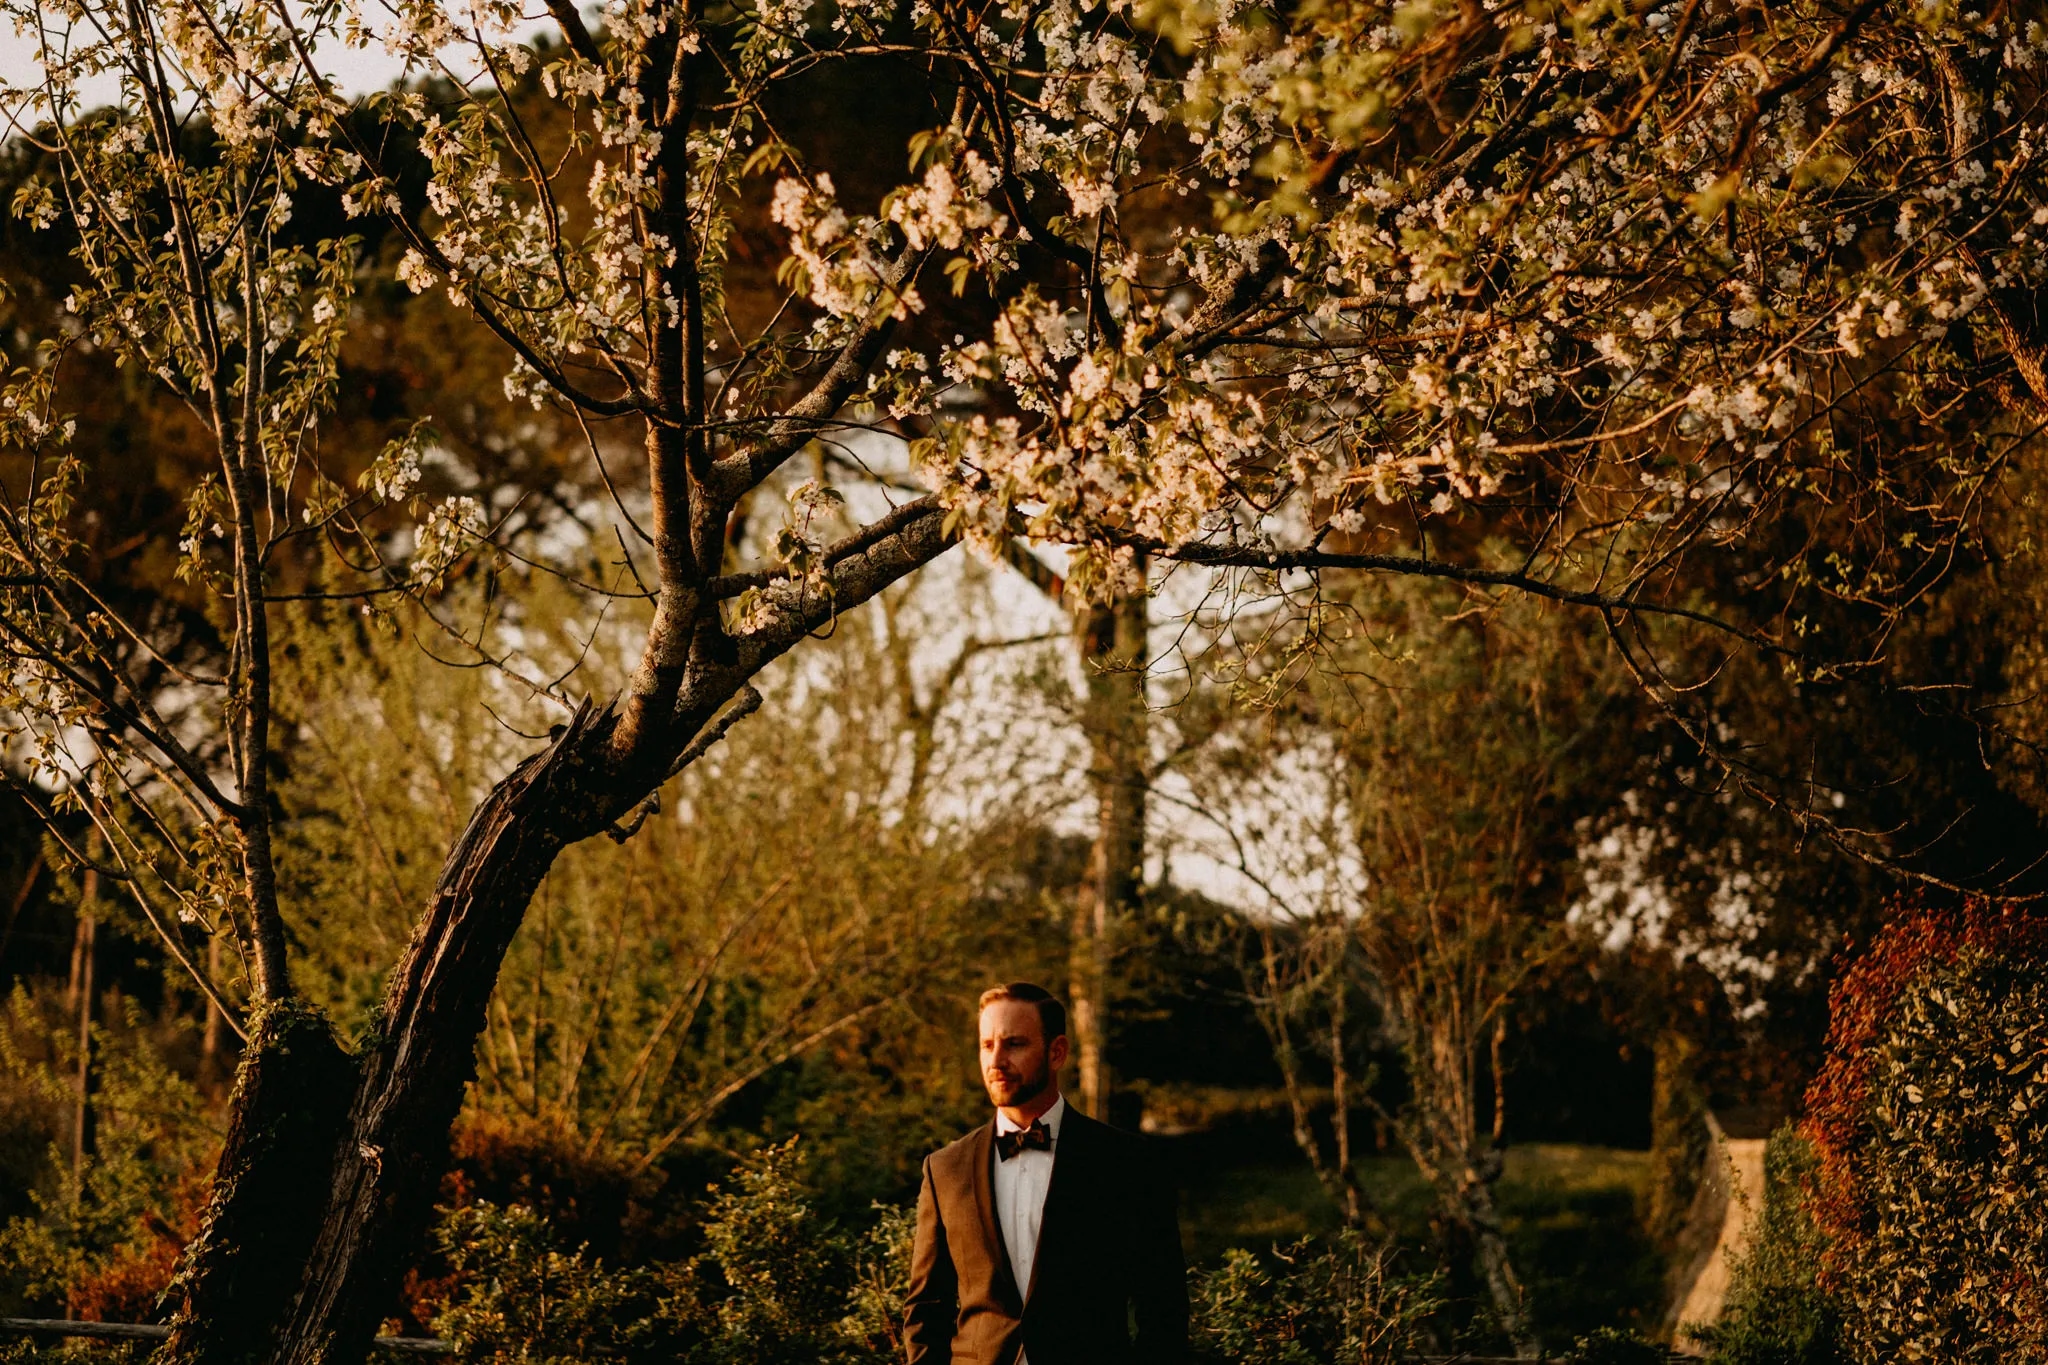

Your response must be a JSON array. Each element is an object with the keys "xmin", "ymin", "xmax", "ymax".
[{"xmin": 1175, "ymin": 580, "xmax": 1638, "ymax": 1357}]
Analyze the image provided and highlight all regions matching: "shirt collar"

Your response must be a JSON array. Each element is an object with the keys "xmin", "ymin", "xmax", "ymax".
[{"xmin": 995, "ymin": 1094, "xmax": 1066, "ymax": 1138}]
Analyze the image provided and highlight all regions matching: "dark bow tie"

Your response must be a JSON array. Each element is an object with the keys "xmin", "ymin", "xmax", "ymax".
[{"xmin": 995, "ymin": 1120, "xmax": 1053, "ymax": 1161}]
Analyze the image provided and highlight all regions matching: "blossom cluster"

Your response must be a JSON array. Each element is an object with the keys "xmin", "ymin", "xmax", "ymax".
[{"xmin": 13, "ymin": 0, "xmax": 2047, "ymax": 623}]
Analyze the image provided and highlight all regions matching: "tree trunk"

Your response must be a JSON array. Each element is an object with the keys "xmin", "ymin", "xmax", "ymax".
[
  {"xmin": 1649, "ymin": 1023, "xmax": 1719, "ymax": 1337},
  {"xmin": 161, "ymin": 701, "xmax": 629, "ymax": 1365},
  {"xmin": 269, "ymin": 702, "xmax": 624, "ymax": 1365},
  {"xmin": 65, "ymin": 860, "xmax": 97, "ymax": 1329},
  {"xmin": 1401, "ymin": 1019, "xmax": 1536, "ymax": 1356},
  {"xmin": 68, "ymin": 863, "xmax": 95, "ymax": 1195},
  {"xmin": 1068, "ymin": 575, "xmax": 1146, "ymax": 1121},
  {"xmin": 160, "ymin": 506, "xmax": 949, "ymax": 1365},
  {"xmin": 1326, "ymin": 972, "xmax": 1365, "ymax": 1228},
  {"xmin": 1649, "ymin": 1026, "xmax": 1709, "ymax": 1249},
  {"xmin": 1457, "ymin": 1156, "xmax": 1537, "ymax": 1359},
  {"xmin": 162, "ymin": 1003, "xmax": 354, "ymax": 1363}
]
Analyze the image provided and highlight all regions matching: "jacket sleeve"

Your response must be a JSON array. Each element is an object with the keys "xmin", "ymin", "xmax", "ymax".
[
  {"xmin": 904, "ymin": 1154, "xmax": 957, "ymax": 1365},
  {"xmin": 1130, "ymin": 1145, "xmax": 1190, "ymax": 1365}
]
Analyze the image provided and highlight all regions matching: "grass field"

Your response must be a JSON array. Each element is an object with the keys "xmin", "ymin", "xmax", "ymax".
[{"xmin": 1176, "ymin": 1136, "xmax": 1665, "ymax": 1344}]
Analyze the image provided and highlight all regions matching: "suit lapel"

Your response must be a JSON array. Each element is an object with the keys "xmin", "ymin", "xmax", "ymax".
[
  {"xmin": 968, "ymin": 1121, "xmax": 1026, "ymax": 1311},
  {"xmin": 1023, "ymin": 1108, "xmax": 1086, "ymax": 1304}
]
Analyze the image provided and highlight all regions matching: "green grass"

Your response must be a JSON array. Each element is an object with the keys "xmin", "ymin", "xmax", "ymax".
[
  {"xmin": 1180, "ymin": 1157, "xmax": 1345, "ymax": 1262},
  {"xmin": 1498, "ymin": 1146, "xmax": 1663, "ymax": 1342},
  {"xmin": 1181, "ymin": 1142, "xmax": 1664, "ymax": 1344}
]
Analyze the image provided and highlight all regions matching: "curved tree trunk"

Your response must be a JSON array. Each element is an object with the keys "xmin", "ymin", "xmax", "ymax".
[
  {"xmin": 265, "ymin": 700, "xmax": 624, "ymax": 1365},
  {"xmin": 158, "ymin": 503, "xmax": 952, "ymax": 1365},
  {"xmin": 161, "ymin": 700, "xmax": 626, "ymax": 1365}
]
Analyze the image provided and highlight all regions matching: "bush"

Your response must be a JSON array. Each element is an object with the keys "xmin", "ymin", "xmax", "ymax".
[
  {"xmin": 1687, "ymin": 1128, "xmax": 1842, "ymax": 1365},
  {"xmin": 1191, "ymin": 1231, "xmax": 1437, "ymax": 1365},
  {"xmin": 431, "ymin": 1202, "xmax": 676, "ymax": 1365},
  {"xmin": 1562, "ymin": 1326, "xmax": 1669, "ymax": 1365},
  {"xmin": 0, "ymin": 988, "xmax": 215, "ymax": 1321},
  {"xmin": 1803, "ymin": 901, "xmax": 2048, "ymax": 1364},
  {"xmin": 436, "ymin": 1140, "xmax": 1451, "ymax": 1365},
  {"xmin": 431, "ymin": 1138, "xmax": 908, "ymax": 1365},
  {"xmin": 679, "ymin": 1137, "xmax": 906, "ymax": 1365}
]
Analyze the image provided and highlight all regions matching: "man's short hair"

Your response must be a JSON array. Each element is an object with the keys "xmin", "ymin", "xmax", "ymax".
[{"xmin": 978, "ymin": 982, "xmax": 1068, "ymax": 1043}]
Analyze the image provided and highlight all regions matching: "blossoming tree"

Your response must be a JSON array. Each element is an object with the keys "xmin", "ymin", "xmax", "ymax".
[{"xmin": 1, "ymin": 0, "xmax": 2044, "ymax": 1358}]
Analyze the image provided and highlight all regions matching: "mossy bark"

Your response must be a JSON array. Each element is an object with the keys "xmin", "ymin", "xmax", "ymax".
[
  {"xmin": 265, "ymin": 702, "xmax": 622, "ymax": 1365},
  {"xmin": 160, "ymin": 1003, "xmax": 355, "ymax": 1365},
  {"xmin": 1650, "ymin": 1028, "xmax": 1711, "ymax": 1248}
]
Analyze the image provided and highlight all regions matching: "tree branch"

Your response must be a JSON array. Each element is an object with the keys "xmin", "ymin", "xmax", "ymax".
[
  {"xmin": 543, "ymin": 0, "xmax": 601, "ymax": 64},
  {"xmin": 1136, "ymin": 537, "xmax": 1797, "ymax": 657},
  {"xmin": 734, "ymin": 496, "xmax": 953, "ymax": 656},
  {"xmin": 604, "ymin": 685, "xmax": 764, "ymax": 843},
  {"xmin": 709, "ymin": 250, "xmax": 928, "ymax": 497},
  {"xmin": 0, "ymin": 613, "xmax": 249, "ymax": 819},
  {"xmin": 707, "ymin": 494, "xmax": 947, "ymax": 598}
]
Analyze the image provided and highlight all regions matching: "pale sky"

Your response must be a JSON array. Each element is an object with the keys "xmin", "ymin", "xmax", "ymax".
[
  {"xmin": 0, "ymin": 27, "xmax": 386, "ymax": 115},
  {"xmin": 0, "ymin": 6, "xmax": 576, "ymax": 115}
]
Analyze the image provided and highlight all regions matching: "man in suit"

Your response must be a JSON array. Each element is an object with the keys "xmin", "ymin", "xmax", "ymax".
[{"xmin": 905, "ymin": 982, "xmax": 1186, "ymax": 1365}]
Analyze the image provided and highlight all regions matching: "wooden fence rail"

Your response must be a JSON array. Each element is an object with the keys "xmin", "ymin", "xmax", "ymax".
[{"xmin": 0, "ymin": 1319, "xmax": 452, "ymax": 1355}]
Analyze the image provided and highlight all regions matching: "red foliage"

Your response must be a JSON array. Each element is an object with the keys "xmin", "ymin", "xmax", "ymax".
[
  {"xmin": 67, "ymin": 1171, "xmax": 210, "ymax": 1323},
  {"xmin": 438, "ymin": 1108, "xmax": 642, "ymax": 1252},
  {"xmin": 61, "ymin": 1108, "xmax": 650, "ymax": 1333},
  {"xmin": 1801, "ymin": 893, "xmax": 2048, "ymax": 1269}
]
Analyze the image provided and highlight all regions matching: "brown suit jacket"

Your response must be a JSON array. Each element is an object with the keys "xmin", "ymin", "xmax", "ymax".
[{"xmin": 904, "ymin": 1108, "xmax": 1186, "ymax": 1365}]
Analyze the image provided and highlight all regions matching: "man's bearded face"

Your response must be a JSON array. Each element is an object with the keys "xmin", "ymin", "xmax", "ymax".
[{"xmin": 979, "ymin": 1000, "xmax": 1054, "ymax": 1108}]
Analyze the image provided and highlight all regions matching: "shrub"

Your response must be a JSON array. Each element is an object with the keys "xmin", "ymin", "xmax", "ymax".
[
  {"xmin": 395, "ymin": 1111, "xmax": 656, "ymax": 1334},
  {"xmin": 680, "ymin": 1137, "xmax": 896, "ymax": 1365},
  {"xmin": 431, "ymin": 1202, "xmax": 676, "ymax": 1365},
  {"xmin": 431, "ymin": 1138, "xmax": 906, "ymax": 1365},
  {"xmin": 1688, "ymin": 1128, "xmax": 1842, "ymax": 1365},
  {"xmin": 440, "ymin": 1111, "xmax": 646, "ymax": 1257},
  {"xmin": 1803, "ymin": 900, "xmax": 2048, "ymax": 1364},
  {"xmin": 435, "ymin": 1143, "xmax": 1450, "ymax": 1365},
  {"xmin": 0, "ymin": 988, "xmax": 215, "ymax": 1321},
  {"xmin": 1191, "ymin": 1231, "xmax": 1437, "ymax": 1365},
  {"xmin": 1563, "ymin": 1326, "xmax": 1669, "ymax": 1365}
]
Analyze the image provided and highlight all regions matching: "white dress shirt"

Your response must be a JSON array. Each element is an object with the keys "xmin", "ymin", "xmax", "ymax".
[{"xmin": 992, "ymin": 1094, "xmax": 1065, "ymax": 1306}]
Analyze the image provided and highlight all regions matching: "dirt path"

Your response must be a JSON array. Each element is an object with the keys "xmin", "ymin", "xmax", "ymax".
[{"xmin": 1670, "ymin": 1117, "xmax": 1768, "ymax": 1350}]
